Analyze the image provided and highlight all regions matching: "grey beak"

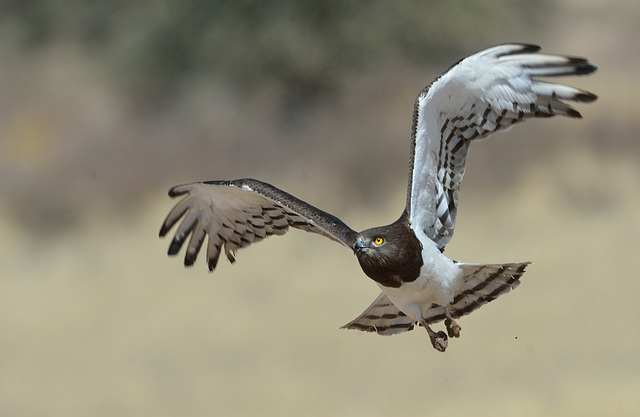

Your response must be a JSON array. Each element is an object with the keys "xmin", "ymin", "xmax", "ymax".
[{"xmin": 353, "ymin": 237, "xmax": 368, "ymax": 254}]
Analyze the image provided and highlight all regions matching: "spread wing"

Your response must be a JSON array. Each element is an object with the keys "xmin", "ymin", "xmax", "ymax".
[
  {"xmin": 407, "ymin": 43, "xmax": 597, "ymax": 250},
  {"xmin": 159, "ymin": 178, "xmax": 358, "ymax": 271}
]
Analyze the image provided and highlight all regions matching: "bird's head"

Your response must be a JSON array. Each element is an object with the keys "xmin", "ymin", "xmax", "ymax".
[
  {"xmin": 353, "ymin": 228, "xmax": 391, "ymax": 259},
  {"xmin": 353, "ymin": 221, "xmax": 423, "ymax": 287}
]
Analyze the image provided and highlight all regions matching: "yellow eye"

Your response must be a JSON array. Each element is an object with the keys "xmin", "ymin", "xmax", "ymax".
[{"xmin": 373, "ymin": 237, "xmax": 384, "ymax": 245}]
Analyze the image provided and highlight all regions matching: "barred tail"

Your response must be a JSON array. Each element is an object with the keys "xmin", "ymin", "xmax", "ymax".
[
  {"xmin": 423, "ymin": 261, "xmax": 530, "ymax": 324},
  {"xmin": 340, "ymin": 292, "xmax": 416, "ymax": 336},
  {"xmin": 341, "ymin": 262, "xmax": 529, "ymax": 335}
]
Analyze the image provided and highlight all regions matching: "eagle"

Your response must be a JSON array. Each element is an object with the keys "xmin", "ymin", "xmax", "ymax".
[{"xmin": 159, "ymin": 44, "xmax": 597, "ymax": 352}]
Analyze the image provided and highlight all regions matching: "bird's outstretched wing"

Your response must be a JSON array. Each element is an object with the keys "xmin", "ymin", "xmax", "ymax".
[
  {"xmin": 407, "ymin": 43, "xmax": 597, "ymax": 250},
  {"xmin": 159, "ymin": 178, "xmax": 358, "ymax": 271}
]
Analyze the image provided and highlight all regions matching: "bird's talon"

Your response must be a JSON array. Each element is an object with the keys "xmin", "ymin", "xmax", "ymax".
[
  {"xmin": 431, "ymin": 330, "xmax": 448, "ymax": 352},
  {"xmin": 445, "ymin": 318, "xmax": 461, "ymax": 338}
]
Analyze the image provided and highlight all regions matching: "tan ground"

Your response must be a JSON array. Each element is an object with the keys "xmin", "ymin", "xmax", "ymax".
[{"xmin": 2, "ymin": 146, "xmax": 639, "ymax": 416}]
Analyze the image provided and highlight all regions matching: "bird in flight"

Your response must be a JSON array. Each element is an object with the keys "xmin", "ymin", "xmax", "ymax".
[{"xmin": 160, "ymin": 44, "xmax": 597, "ymax": 352}]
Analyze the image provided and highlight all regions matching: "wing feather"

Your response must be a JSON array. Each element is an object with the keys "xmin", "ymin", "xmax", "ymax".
[
  {"xmin": 407, "ymin": 43, "xmax": 597, "ymax": 249},
  {"xmin": 159, "ymin": 178, "xmax": 358, "ymax": 271}
]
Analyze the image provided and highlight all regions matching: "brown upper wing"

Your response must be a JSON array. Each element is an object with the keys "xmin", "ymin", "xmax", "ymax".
[{"xmin": 159, "ymin": 178, "xmax": 358, "ymax": 271}]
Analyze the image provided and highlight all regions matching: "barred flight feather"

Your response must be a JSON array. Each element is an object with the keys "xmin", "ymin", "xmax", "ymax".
[
  {"xmin": 160, "ymin": 179, "xmax": 357, "ymax": 271},
  {"xmin": 408, "ymin": 43, "xmax": 597, "ymax": 250}
]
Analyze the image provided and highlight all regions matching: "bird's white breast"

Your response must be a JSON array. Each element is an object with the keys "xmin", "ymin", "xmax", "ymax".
[{"xmin": 378, "ymin": 230, "xmax": 464, "ymax": 322}]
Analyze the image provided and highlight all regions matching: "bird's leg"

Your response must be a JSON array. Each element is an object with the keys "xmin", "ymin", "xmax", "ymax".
[
  {"xmin": 444, "ymin": 306, "xmax": 461, "ymax": 338},
  {"xmin": 421, "ymin": 320, "xmax": 448, "ymax": 352}
]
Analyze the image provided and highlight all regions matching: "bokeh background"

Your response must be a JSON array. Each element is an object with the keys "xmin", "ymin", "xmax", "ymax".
[{"xmin": 1, "ymin": 1, "xmax": 638, "ymax": 416}]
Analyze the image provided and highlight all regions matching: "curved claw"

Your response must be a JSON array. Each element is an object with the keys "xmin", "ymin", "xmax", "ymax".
[
  {"xmin": 422, "ymin": 319, "xmax": 448, "ymax": 352},
  {"xmin": 431, "ymin": 330, "xmax": 448, "ymax": 352},
  {"xmin": 445, "ymin": 317, "xmax": 461, "ymax": 338}
]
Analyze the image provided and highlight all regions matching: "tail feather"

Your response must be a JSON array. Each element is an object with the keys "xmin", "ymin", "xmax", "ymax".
[
  {"xmin": 342, "ymin": 262, "xmax": 529, "ymax": 335},
  {"xmin": 430, "ymin": 261, "xmax": 530, "ymax": 322},
  {"xmin": 341, "ymin": 292, "xmax": 416, "ymax": 336}
]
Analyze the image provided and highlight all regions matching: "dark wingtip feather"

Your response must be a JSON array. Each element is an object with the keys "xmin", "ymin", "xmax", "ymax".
[
  {"xmin": 159, "ymin": 223, "xmax": 171, "ymax": 237},
  {"xmin": 519, "ymin": 43, "xmax": 541, "ymax": 53},
  {"xmin": 207, "ymin": 256, "xmax": 219, "ymax": 272},
  {"xmin": 574, "ymin": 91, "xmax": 598, "ymax": 102},
  {"xmin": 568, "ymin": 59, "xmax": 598, "ymax": 76},
  {"xmin": 226, "ymin": 249, "xmax": 237, "ymax": 264},
  {"xmin": 168, "ymin": 240, "xmax": 183, "ymax": 256},
  {"xmin": 495, "ymin": 43, "xmax": 540, "ymax": 58},
  {"xmin": 185, "ymin": 235, "xmax": 207, "ymax": 268},
  {"xmin": 168, "ymin": 186, "xmax": 188, "ymax": 198},
  {"xmin": 566, "ymin": 109, "xmax": 583, "ymax": 118}
]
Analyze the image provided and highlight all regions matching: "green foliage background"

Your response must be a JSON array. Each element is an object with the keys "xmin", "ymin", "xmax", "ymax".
[{"xmin": 2, "ymin": 0, "xmax": 548, "ymax": 105}]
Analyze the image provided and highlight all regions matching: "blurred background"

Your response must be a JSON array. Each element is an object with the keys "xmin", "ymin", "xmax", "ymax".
[{"xmin": 1, "ymin": 0, "xmax": 638, "ymax": 416}]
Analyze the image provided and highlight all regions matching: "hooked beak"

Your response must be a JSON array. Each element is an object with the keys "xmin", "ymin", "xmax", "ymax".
[{"xmin": 353, "ymin": 237, "xmax": 368, "ymax": 254}]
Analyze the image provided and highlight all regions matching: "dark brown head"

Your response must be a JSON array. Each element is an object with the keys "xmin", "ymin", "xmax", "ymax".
[{"xmin": 353, "ymin": 217, "xmax": 423, "ymax": 288}]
